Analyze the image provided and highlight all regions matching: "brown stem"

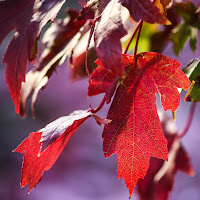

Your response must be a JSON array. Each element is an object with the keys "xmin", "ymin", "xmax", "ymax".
[
  {"xmin": 179, "ymin": 102, "xmax": 196, "ymax": 138},
  {"xmin": 124, "ymin": 20, "xmax": 143, "ymax": 54},
  {"xmin": 90, "ymin": 94, "xmax": 106, "ymax": 113}
]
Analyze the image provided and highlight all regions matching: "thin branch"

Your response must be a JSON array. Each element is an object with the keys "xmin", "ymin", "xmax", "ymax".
[
  {"xmin": 90, "ymin": 94, "xmax": 106, "ymax": 113},
  {"xmin": 123, "ymin": 20, "xmax": 142, "ymax": 54},
  {"xmin": 85, "ymin": 17, "xmax": 101, "ymax": 79},
  {"xmin": 134, "ymin": 20, "xmax": 143, "ymax": 57},
  {"xmin": 179, "ymin": 102, "xmax": 196, "ymax": 138}
]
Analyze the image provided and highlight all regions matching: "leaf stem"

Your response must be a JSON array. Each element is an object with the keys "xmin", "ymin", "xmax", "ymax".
[
  {"xmin": 90, "ymin": 94, "xmax": 106, "ymax": 113},
  {"xmin": 179, "ymin": 102, "xmax": 196, "ymax": 138},
  {"xmin": 134, "ymin": 20, "xmax": 143, "ymax": 57},
  {"xmin": 124, "ymin": 20, "xmax": 143, "ymax": 54}
]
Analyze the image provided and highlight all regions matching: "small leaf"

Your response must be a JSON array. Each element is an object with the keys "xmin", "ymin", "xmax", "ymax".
[{"xmin": 14, "ymin": 109, "xmax": 110, "ymax": 192}]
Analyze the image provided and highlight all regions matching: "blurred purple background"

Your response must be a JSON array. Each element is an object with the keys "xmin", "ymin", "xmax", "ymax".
[{"xmin": 0, "ymin": 1, "xmax": 200, "ymax": 200}]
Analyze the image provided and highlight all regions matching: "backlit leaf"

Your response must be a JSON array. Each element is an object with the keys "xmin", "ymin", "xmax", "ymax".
[
  {"xmin": 88, "ymin": 56, "xmax": 133, "ymax": 103},
  {"xmin": 20, "ymin": 10, "xmax": 88, "ymax": 117},
  {"xmin": 103, "ymin": 52, "xmax": 190, "ymax": 197},
  {"xmin": 94, "ymin": 0, "xmax": 127, "ymax": 76},
  {"xmin": 14, "ymin": 110, "xmax": 110, "ymax": 192},
  {"xmin": 1, "ymin": 0, "xmax": 66, "ymax": 113}
]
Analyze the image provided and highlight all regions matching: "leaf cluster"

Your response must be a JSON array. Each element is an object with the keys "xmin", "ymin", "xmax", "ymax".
[{"xmin": 0, "ymin": 0, "xmax": 200, "ymax": 199}]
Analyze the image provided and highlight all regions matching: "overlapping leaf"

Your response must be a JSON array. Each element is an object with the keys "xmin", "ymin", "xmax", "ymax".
[
  {"xmin": 120, "ymin": 0, "xmax": 170, "ymax": 25},
  {"xmin": 102, "ymin": 52, "xmax": 190, "ymax": 197},
  {"xmin": 14, "ymin": 109, "xmax": 110, "ymax": 192},
  {"xmin": 20, "ymin": 10, "xmax": 88, "ymax": 117},
  {"xmin": 137, "ymin": 111, "xmax": 194, "ymax": 200},
  {"xmin": 94, "ymin": 0, "xmax": 127, "ymax": 76},
  {"xmin": 172, "ymin": 2, "xmax": 200, "ymax": 55},
  {"xmin": 88, "ymin": 56, "xmax": 133, "ymax": 103},
  {"xmin": 34, "ymin": 9, "xmax": 87, "ymax": 71},
  {"xmin": 1, "ymin": 0, "xmax": 66, "ymax": 113}
]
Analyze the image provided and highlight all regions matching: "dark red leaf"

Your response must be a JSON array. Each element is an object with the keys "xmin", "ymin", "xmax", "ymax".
[
  {"xmin": 103, "ymin": 52, "xmax": 190, "ymax": 197},
  {"xmin": 34, "ymin": 9, "xmax": 87, "ymax": 71},
  {"xmin": 20, "ymin": 10, "xmax": 88, "ymax": 117},
  {"xmin": 14, "ymin": 110, "xmax": 110, "ymax": 192},
  {"xmin": 1, "ymin": 0, "xmax": 66, "ymax": 113},
  {"xmin": 0, "ymin": 0, "xmax": 34, "ymax": 45},
  {"xmin": 71, "ymin": 47, "xmax": 97, "ymax": 80},
  {"xmin": 94, "ymin": 0, "xmax": 127, "ymax": 76},
  {"xmin": 120, "ymin": 0, "xmax": 170, "ymax": 24}
]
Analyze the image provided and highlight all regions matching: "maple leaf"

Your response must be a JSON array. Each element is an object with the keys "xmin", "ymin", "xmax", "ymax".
[
  {"xmin": 88, "ymin": 56, "xmax": 133, "ymax": 103},
  {"xmin": 120, "ymin": 0, "xmax": 170, "ymax": 25},
  {"xmin": 14, "ymin": 110, "xmax": 110, "ymax": 193},
  {"xmin": 102, "ymin": 52, "xmax": 190, "ymax": 197},
  {"xmin": 20, "ymin": 10, "xmax": 89, "ymax": 117},
  {"xmin": 137, "ymin": 111, "xmax": 194, "ymax": 200},
  {"xmin": 1, "ymin": 0, "xmax": 66, "ymax": 114}
]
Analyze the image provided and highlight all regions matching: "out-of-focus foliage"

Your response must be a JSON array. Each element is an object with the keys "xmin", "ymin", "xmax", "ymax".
[{"xmin": 184, "ymin": 58, "xmax": 200, "ymax": 102}]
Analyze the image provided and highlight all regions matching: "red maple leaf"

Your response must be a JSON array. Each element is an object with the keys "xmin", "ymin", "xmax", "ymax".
[
  {"xmin": 14, "ymin": 110, "xmax": 110, "ymax": 193},
  {"xmin": 102, "ymin": 52, "xmax": 190, "ymax": 197},
  {"xmin": 88, "ymin": 56, "xmax": 133, "ymax": 103},
  {"xmin": 1, "ymin": 0, "xmax": 66, "ymax": 113}
]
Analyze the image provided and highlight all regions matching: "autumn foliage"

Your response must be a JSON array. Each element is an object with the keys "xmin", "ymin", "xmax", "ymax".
[{"xmin": 0, "ymin": 0, "xmax": 200, "ymax": 199}]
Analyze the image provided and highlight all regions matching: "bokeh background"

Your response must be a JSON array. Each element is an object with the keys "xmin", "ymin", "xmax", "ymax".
[{"xmin": 0, "ymin": 1, "xmax": 200, "ymax": 200}]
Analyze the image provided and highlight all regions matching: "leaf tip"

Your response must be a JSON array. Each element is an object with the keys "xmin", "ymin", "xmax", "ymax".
[{"xmin": 164, "ymin": 19, "xmax": 172, "ymax": 25}]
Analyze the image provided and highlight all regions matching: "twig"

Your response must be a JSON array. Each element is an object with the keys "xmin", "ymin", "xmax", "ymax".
[
  {"xmin": 179, "ymin": 102, "xmax": 196, "ymax": 138},
  {"xmin": 90, "ymin": 94, "xmax": 106, "ymax": 113},
  {"xmin": 123, "ymin": 20, "xmax": 143, "ymax": 54}
]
